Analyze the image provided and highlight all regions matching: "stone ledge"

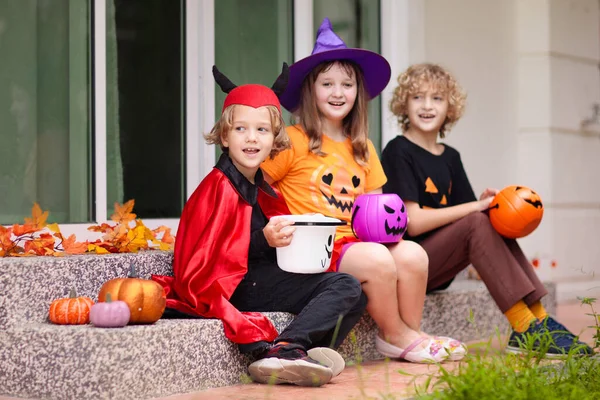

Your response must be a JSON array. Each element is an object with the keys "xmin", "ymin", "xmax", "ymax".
[
  {"xmin": 0, "ymin": 251, "xmax": 174, "ymax": 328},
  {"xmin": 0, "ymin": 251, "xmax": 556, "ymax": 399}
]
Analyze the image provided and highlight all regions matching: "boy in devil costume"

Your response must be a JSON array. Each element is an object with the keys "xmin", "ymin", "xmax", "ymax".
[{"xmin": 151, "ymin": 64, "xmax": 367, "ymax": 387}]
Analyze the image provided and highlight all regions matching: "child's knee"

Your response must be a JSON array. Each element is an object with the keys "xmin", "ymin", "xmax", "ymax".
[
  {"xmin": 366, "ymin": 246, "xmax": 398, "ymax": 280},
  {"xmin": 336, "ymin": 273, "xmax": 363, "ymax": 298},
  {"xmin": 462, "ymin": 212, "xmax": 495, "ymax": 233},
  {"xmin": 393, "ymin": 241, "xmax": 429, "ymax": 275}
]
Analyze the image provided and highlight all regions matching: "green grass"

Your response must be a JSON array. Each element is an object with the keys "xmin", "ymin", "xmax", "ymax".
[{"xmin": 410, "ymin": 297, "xmax": 600, "ymax": 400}]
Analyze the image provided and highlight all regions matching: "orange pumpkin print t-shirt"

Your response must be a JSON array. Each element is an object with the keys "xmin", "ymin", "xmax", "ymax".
[{"xmin": 261, "ymin": 125, "xmax": 387, "ymax": 240}]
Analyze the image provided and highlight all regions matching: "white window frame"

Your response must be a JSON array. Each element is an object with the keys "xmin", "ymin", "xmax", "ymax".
[
  {"xmin": 380, "ymin": 0, "xmax": 424, "ymax": 147},
  {"xmin": 61, "ymin": 0, "xmax": 215, "ymax": 240}
]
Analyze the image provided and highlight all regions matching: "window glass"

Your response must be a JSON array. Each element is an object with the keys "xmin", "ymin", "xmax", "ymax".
[
  {"xmin": 0, "ymin": 1, "xmax": 92, "ymax": 224},
  {"xmin": 106, "ymin": 0, "xmax": 185, "ymax": 218},
  {"xmin": 214, "ymin": 0, "xmax": 294, "ymax": 127}
]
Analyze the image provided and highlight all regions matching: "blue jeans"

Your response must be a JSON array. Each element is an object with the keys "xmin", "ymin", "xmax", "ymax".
[{"xmin": 230, "ymin": 261, "xmax": 367, "ymax": 354}]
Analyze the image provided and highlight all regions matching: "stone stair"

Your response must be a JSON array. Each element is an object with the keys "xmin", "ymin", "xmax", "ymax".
[{"xmin": 0, "ymin": 252, "xmax": 556, "ymax": 400}]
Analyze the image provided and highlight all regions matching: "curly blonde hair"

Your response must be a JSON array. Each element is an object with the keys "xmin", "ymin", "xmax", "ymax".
[
  {"xmin": 204, "ymin": 104, "xmax": 290, "ymax": 159},
  {"xmin": 390, "ymin": 63, "xmax": 466, "ymax": 138},
  {"xmin": 295, "ymin": 60, "xmax": 370, "ymax": 168}
]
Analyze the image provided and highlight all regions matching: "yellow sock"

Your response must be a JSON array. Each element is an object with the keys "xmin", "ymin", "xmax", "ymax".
[
  {"xmin": 504, "ymin": 300, "xmax": 537, "ymax": 333},
  {"xmin": 529, "ymin": 301, "xmax": 548, "ymax": 321}
]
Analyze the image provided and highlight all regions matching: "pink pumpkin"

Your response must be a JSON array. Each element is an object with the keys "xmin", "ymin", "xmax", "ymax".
[
  {"xmin": 351, "ymin": 194, "xmax": 407, "ymax": 243},
  {"xmin": 90, "ymin": 293, "xmax": 131, "ymax": 328}
]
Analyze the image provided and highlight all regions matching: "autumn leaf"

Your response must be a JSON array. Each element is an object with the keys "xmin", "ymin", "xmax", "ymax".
[
  {"xmin": 0, "ymin": 226, "xmax": 18, "ymax": 256},
  {"xmin": 88, "ymin": 243, "xmax": 110, "ymax": 254},
  {"xmin": 12, "ymin": 223, "xmax": 39, "ymax": 237},
  {"xmin": 153, "ymin": 225, "xmax": 175, "ymax": 244},
  {"xmin": 88, "ymin": 223, "xmax": 116, "ymax": 233},
  {"xmin": 110, "ymin": 200, "xmax": 136, "ymax": 224},
  {"xmin": 122, "ymin": 224, "xmax": 149, "ymax": 253},
  {"xmin": 62, "ymin": 234, "xmax": 88, "ymax": 254},
  {"xmin": 101, "ymin": 223, "xmax": 128, "ymax": 243},
  {"xmin": 24, "ymin": 203, "xmax": 49, "ymax": 229},
  {"xmin": 24, "ymin": 233, "xmax": 56, "ymax": 256}
]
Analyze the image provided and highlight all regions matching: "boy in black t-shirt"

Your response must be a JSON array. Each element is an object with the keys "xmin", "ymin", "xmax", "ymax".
[{"xmin": 381, "ymin": 63, "xmax": 592, "ymax": 358}]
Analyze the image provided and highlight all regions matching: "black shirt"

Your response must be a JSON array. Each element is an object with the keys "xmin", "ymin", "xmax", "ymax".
[
  {"xmin": 381, "ymin": 135, "xmax": 476, "ymax": 242},
  {"xmin": 214, "ymin": 154, "xmax": 276, "ymax": 264}
]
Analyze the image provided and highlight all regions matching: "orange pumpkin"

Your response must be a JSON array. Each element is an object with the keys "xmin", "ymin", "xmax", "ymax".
[
  {"xmin": 48, "ymin": 289, "xmax": 94, "ymax": 325},
  {"xmin": 489, "ymin": 185, "xmax": 544, "ymax": 239},
  {"xmin": 98, "ymin": 264, "xmax": 166, "ymax": 324}
]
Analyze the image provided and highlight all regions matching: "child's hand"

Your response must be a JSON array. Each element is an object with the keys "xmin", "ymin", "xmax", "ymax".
[
  {"xmin": 479, "ymin": 188, "xmax": 499, "ymax": 200},
  {"xmin": 475, "ymin": 196, "xmax": 495, "ymax": 211},
  {"xmin": 263, "ymin": 217, "xmax": 296, "ymax": 248}
]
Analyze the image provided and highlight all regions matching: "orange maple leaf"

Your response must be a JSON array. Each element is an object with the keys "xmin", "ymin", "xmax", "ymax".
[
  {"xmin": 110, "ymin": 200, "xmax": 136, "ymax": 224},
  {"xmin": 12, "ymin": 223, "xmax": 39, "ymax": 237},
  {"xmin": 24, "ymin": 233, "xmax": 56, "ymax": 256},
  {"xmin": 88, "ymin": 223, "xmax": 117, "ymax": 233},
  {"xmin": 0, "ymin": 226, "xmax": 17, "ymax": 256},
  {"xmin": 24, "ymin": 203, "xmax": 49, "ymax": 229},
  {"xmin": 153, "ymin": 225, "xmax": 175, "ymax": 244},
  {"xmin": 101, "ymin": 223, "xmax": 128, "ymax": 243},
  {"xmin": 62, "ymin": 234, "xmax": 88, "ymax": 254}
]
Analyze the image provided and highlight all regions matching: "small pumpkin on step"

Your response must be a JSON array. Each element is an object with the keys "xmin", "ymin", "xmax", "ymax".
[
  {"xmin": 90, "ymin": 293, "xmax": 130, "ymax": 328},
  {"xmin": 98, "ymin": 264, "xmax": 166, "ymax": 324},
  {"xmin": 48, "ymin": 288, "xmax": 94, "ymax": 325}
]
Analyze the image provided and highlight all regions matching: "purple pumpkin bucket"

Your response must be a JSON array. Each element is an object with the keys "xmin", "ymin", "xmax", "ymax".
[{"xmin": 351, "ymin": 194, "xmax": 408, "ymax": 243}]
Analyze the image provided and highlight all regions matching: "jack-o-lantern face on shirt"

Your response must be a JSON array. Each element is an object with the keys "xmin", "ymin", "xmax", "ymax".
[{"xmin": 310, "ymin": 155, "xmax": 363, "ymax": 219}]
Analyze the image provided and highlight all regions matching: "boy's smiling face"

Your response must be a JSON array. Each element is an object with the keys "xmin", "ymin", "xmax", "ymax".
[
  {"xmin": 222, "ymin": 105, "xmax": 274, "ymax": 183},
  {"xmin": 406, "ymin": 83, "xmax": 449, "ymax": 136}
]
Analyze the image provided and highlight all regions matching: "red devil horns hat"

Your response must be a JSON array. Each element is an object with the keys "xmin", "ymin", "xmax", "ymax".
[{"xmin": 213, "ymin": 63, "xmax": 289, "ymax": 113}]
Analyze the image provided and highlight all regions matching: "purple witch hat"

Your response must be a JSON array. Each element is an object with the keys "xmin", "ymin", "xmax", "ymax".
[{"xmin": 280, "ymin": 17, "xmax": 391, "ymax": 112}]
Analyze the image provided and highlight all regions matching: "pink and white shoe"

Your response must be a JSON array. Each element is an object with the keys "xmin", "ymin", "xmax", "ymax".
[
  {"xmin": 375, "ymin": 336, "xmax": 450, "ymax": 363},
  {"xmin": 433, "ymin": 336, "xmax": 468, "ymax": 361}
]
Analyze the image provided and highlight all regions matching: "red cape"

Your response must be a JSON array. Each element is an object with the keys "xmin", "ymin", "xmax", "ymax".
[{"xmin": 152, "ymin": 167, "xmax": 290, "ymax": 344}]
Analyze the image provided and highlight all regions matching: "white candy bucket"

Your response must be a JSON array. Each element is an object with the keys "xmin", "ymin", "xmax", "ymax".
[{"xmin": 275, "ymin": 214, "xmax": 346, "ymax": 274}]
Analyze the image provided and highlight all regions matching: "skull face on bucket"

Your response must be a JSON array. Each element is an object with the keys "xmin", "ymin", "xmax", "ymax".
[{"xmin": 351, "ymin": 194, "xmax": 407, "ymax": 243}]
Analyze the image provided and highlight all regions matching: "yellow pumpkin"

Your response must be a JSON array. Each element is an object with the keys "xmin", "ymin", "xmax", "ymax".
[{"xmin": 98, "ymin": 264, "xmax": 166, "ymax": 324}]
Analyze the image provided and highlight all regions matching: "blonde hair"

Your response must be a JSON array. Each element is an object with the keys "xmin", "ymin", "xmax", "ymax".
[
  {"xmin": 390, "ymin": 63, "xmax": 466, "ymax": 138},
  {"xmin": 295, "ymin": 60, "xmax": 370, "ymax": 167},
  {"xmin": 205, "ymin": 104, "xmax": 290, "ymax": 158}
]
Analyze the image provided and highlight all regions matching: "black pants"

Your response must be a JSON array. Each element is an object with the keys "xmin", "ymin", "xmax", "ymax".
[{"xmin": 229, "ymin": 261, "xmax": 367, "ymax": 354}]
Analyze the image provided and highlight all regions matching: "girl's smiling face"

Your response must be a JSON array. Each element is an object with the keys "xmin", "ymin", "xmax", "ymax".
[
  {"xmin": 313, "ymin": 62, "xmax": 358, "ymax": 124},
  {"xmin": 406, "ymin": 84, "xmax": 449, "ymax": 136}
]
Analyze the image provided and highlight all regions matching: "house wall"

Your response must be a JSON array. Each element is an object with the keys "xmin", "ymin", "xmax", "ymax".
[{"xmin": 411, "ymin": 0, "xmax": 600, "ymax": 301}]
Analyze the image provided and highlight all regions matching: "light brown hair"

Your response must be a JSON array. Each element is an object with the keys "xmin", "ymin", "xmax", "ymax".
[
  {"xmin": 204, "ymin": 104, "xmax": 290, "ymax": 158},
  {"xmin": 295, "ymin": 60, "xmax": 370, "ymax": 167},
  {"xmin": 390, "ymin": 63, "xmax": 466, "ymax": 138}
]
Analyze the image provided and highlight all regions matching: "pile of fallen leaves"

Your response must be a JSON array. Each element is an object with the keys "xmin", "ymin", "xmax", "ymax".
[{"xmin": 0, "ymin": 200, "xmax": 175, "ymax": 257}]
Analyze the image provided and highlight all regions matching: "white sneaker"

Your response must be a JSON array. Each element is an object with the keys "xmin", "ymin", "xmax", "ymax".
[
  {"xmin": 248, "ymin": 357, "xmax": 333, "ymax": 387},
  {"xmin": 307, "ymin": 347, "xmax": 345, "ymax": 376}
]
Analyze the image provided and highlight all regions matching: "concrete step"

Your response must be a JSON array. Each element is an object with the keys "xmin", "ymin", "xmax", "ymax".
[{"xmin": 0, "ymin": 252, "xmax": 555, "ymax": 399}]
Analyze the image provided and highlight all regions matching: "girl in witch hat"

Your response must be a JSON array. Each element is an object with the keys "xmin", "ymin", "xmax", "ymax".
[
  {"xmin": 152, "ymin": 63, "xmax": 368, "ymax": 386},
  {"xmin": 262, "ymin": 18, "xmax": 465, "ymax": 363}
]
